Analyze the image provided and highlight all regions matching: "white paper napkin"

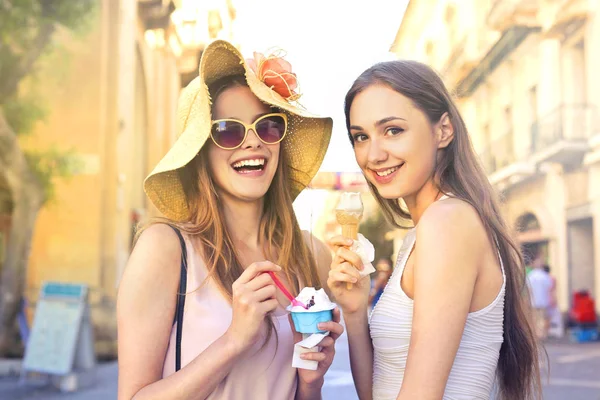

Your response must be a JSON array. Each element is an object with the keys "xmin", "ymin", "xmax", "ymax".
[
  {"xmin": 352, "ymin": 234, "xmax": 376, "ymax": 277},
  {"xmin": 292, "ymin": 332, "xmax": 330, "ymax": 370}
]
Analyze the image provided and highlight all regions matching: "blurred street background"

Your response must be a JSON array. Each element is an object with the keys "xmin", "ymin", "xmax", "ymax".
[
  {"xmin": 2, "ymin": 324, "xmax": 600, "ymax": 399},
  {"xmin": 1, "ymin": 0, "xmax": 599, "ymax": 398}
]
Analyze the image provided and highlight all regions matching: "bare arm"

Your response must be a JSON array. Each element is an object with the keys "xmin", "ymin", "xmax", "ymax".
[
  {"xmin": 327, "ymin": 236, "xmax": 373, "ymax": 400},
  {"xmin": 397, "ymin": 202, "xmax": 484, "ymax": 399},
  {"xmin": 117, "ymin": 224, "xmax": 280, "ymax": 400},
  {"xmin": 345, "ymin": 308, "xmax": 373, "ymax": 400},
  {"xmin": 296, "ymin": 232, "xmax": 344, "ymax": 400}
]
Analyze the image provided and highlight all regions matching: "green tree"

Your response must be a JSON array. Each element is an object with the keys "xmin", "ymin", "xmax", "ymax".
[{"xmin": 0, "ymin": 0, "xmax": 95, "ymax": 356}]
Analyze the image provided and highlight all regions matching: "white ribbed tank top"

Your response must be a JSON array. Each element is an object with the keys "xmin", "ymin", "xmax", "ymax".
[{"xmin": 369, "ymin": 197, "xmax": 505, "ymax": 400}]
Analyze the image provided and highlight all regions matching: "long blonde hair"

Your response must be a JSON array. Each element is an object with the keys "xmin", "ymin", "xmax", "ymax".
[
  {"xmin": 141, "ymin": 75, "xmax": 321, "ymax": 344},
  {"xmin": 344, "ymin": 61, "xmax": 542, "ymax": 399}
]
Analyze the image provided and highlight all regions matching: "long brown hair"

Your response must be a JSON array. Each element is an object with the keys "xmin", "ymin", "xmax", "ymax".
[
  {"xmin": 143, "ymin": 75, "xmax": 320, "ymax": 344},
  {"xmin": 344, "ymin": 61, "xmax": 542, "ymax": 399}
]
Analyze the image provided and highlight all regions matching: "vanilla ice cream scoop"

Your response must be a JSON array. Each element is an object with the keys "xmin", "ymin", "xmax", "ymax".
[
  {"xmin": 289, "ymin": 287, "xmax": 336, "ymax": 313},
  {"xmin": 336, "ymin": 192, "xmax": 363, "ymax": 213}
]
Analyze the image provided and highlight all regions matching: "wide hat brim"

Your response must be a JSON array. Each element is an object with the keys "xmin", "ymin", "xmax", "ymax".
[{"xmin": 143, "ymin": 40, "xmax": 333, "ymax": 222}]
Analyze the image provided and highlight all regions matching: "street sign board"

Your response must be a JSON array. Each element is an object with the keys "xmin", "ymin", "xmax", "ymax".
[{"xmin": 22, "ymin": 282, "xmax": 95, "ymax": 382}]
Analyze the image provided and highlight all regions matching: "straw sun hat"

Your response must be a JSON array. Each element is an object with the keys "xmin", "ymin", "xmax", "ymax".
[{"xmin": 144, "ymin": 40, "xmax": 333, "ymax": 221}]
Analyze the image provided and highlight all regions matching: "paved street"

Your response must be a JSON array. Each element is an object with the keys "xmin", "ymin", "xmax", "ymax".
[
  {"xmin": 322, "ymin": 334, "xmax": 600, "ymax": 400},
  {"xmin": 1, "ymin": 332, "xmax": 599, "ymax": 399},
  {"xmin": 0, "ymin": 362, "xmax": 118, "ymax": 400},
  {"xmin": 541, "ymin": 338, "xmax": 600, "ymax": 400}
]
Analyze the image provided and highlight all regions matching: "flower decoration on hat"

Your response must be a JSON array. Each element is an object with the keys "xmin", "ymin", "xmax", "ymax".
[{"xmin": 246, "ymin": 50, "xmax": 301, "ymax": 102}]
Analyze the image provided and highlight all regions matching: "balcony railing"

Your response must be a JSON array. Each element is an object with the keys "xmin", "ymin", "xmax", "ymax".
[
  {"xmin": 543, "ymin": 0, "xmax": 593, "ymax": 37},
  {"xmin": 480, "ymin": 131, "xmax": 515, "ymax": 174},
  {"xmin": 530, "ymin": 104, "xmax": 596, "ymax": 155},
  {"xmin": 456, "ymin": 26, "xmax": 538, "ymax": 98},
  {"xmin": 139, "ymin": 0, "xmax": 176, "ymax": 30},
  {"xmin": 443, "ymin": 35, "xmax": 479, "ymax": 88},
  {"xmin": 487, "ymin": 0, "xmax": 541, "ymax": 32},
  {"xmin": 443, "ymin": 37, "xmax": 466, "ymax": 76}
]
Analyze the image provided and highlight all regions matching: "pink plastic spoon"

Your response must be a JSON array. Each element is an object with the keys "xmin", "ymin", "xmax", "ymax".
[{"xmin": 267, "ymin": 271, "xmax": 308, "ymax": 309}]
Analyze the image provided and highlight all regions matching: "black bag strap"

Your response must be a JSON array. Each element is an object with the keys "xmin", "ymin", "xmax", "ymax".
[{"xmin": 169, "ymin": 225, "xmax": 188, "ymax": 372}]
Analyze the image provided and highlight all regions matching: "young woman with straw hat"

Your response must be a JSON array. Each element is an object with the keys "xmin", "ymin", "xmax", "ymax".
[{"xmin": 117, "ymin": 40, "xmax": 341, "ymax": 400}]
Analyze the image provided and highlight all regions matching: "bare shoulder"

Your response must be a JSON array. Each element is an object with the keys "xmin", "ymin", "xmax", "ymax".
[
  {"xmin": 416, "ymin": 197, "xmax": 487, "ymax": 254},
  {"xmin": 128, "ymin": 224, "xmax": 181, "ymax": 274},
  {"xmin": 135, "ymin": 223, "xmax": 182, "ymax": 255},
  {"xmin": 118, "ymin": 223, "xmax": 182, "ymax": 306}
]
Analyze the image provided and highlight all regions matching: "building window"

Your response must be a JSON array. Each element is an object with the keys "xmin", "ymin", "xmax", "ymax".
[
  {"xmin": 425, "ymin": 40, "xmax": 435, "ymax": 64},
  {"xmin": 445, "ymin": 5, "xmax": 456, "ymax": 47},
  {"xmin": 529, "ymin": 85, "xmax": 538, "ymax": 122},
  {"xmin": 483, "ymin": 122, "xmax": 491, "ymax": 148},
  {"xmin": 517, "ymin": 212, "xmax": 541, "ymax": 232},
  {"xmin": 572, "ymin": 40, "xmax": 586, "ymax": 103},
  {"xmin": 529, "ymin": 85, "xmax": 538, "ymax": 145},
  {"xmin": 504, "ymin": 106, "xmax": 513, "ymax": 134}
]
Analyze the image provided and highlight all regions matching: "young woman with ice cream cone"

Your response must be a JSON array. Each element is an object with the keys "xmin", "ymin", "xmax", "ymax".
[{"xmin": 328, "ymin": 61, "xmax": 541, "ymax": 400}]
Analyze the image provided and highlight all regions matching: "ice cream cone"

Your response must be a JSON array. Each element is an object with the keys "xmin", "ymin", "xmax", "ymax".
[
  {"xmin": 335, "ymin": 192, "xmax": 364, "ymax": 290},
  {"xmin": 341, "ymin": 223, "xmax": 359, "ymax": 239}
]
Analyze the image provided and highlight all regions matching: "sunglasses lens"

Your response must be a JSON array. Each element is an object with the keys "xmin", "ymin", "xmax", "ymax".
[
  {"xmin": 212, "ymin": 121, "xmax": 245, "ymax": 148},
  {"xmin": 256, "ymin": 115, "xmax": 286, "ymax": 144}
]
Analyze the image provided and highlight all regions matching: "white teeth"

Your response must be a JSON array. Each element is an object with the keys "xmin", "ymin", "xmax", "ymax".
[
  {"xmin": 376, "ymin": 166, "xmax": 399, "ymax": 177},
  {"xmin": 232, "ymin": 158, "xmax": 265, "ymax": 168}
]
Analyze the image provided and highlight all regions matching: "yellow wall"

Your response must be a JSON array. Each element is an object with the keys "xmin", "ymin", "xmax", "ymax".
[
  {"xmin": 24, "ymin": 14, "xmax": 106, "ymax": 297},
  {"xmin": 20, "ymin": 0, "xmax": 182, "ymax": 356}
]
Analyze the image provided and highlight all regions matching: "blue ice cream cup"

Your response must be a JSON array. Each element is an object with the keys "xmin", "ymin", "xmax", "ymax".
[
  {"xmin": 287, "ymin": 287, "xmax": 336, "ymax": 334},
  {"xmin": 288, "ymin": 307, "xmax": 335, "ymax": 334}
]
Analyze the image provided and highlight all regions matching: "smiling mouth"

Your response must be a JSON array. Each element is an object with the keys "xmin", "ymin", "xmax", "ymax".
[
  {"xmin": 373, "ymin": 163, "xmax": 404, "ymax": 177},
  {"xmin": 231, "ymin": 158, "xmax": 267, "ymax": 174}
]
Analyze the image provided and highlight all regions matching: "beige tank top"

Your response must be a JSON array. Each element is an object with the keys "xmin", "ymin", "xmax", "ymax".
[{"xmin": 162, "ymin": 236, "xmax": 297, "ymax": 399}]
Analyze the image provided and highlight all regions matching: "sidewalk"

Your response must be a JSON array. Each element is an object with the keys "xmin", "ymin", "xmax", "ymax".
[
  {"xmin": 0, "ymin": 358, "xmax": 22, "ymax": 378},
  {"xmin": 0, "ymin": 361, "xmax": 118, "ymax": 400},
  {"xmin": 1, "ymin": 336, "xmax": 598, "ymax": 400}
]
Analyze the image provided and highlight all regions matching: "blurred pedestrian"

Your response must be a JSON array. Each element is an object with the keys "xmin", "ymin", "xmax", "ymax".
[
  {"xmin": 544, "ymin": 264, "xmax": 563, "ymax": 338},
  {"xmin": 543, "ymin": 265, "xmax": 557, "ymax": 309},
  {"xmin": 527, "ymin": 257, "xmax": 553, "ymax": 340}
]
